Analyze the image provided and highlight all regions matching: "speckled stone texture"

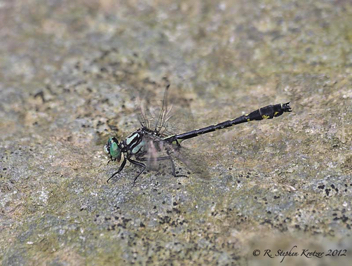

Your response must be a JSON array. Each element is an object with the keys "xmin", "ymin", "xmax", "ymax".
[{"xmin": 1, "ymin": 1, "xmax": 351, "ymax": 265}]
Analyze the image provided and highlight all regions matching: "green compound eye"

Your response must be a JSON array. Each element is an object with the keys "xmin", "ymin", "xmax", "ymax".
[{"xmin": 106, "ymin": 137, "xmax": 121, "ymax": 161}]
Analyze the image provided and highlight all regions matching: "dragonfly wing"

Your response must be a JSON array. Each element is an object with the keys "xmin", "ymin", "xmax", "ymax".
[
  {"xmin": 167, "ymin": 143, "xmax": 211, "ymax": 180},
  {"xmin": 136, "ymin": 134, "xmax": 170, "ymax": 172}
]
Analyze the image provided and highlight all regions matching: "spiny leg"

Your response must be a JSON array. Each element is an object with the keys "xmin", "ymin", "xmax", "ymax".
[
  {"xmin": 168, "ymin": 154, "xmax": 187, "ymax": 178},
  {"xmin": 165, "ymin": 149, "xmax": 187, "ymax": 178},
  {"xmin": 127, "ymin": 158, "xmax": 146, "ymax": 185},
  {"xmin": 107, "ymin": 157, "xmax": 127, "ymax": 183},
  {"xmin": 136, "ymin": 155, "xmax": 186, "ymax": 178}
]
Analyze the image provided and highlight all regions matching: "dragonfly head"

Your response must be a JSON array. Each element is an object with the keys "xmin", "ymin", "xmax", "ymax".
[{"xmin": 104, "ymin": 137, "xmax": 122, "ymax": 162}]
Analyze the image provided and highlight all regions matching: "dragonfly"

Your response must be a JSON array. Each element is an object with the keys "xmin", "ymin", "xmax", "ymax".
[{"xmin": 104, "ymin": 85, "xmax": 292, "ymax": 184}]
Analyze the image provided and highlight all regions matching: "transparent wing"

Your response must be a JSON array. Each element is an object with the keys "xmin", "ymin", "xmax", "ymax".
[
  {"xmin": 167, "ymin": 142, "xmax": 211, "ymax": 180},
  {"xmin": 137, "ymin": 80, "xmax": 198, "ymax": 136},
  {"xmin": 134, "ymin": 134, "xmax": 170, "ymax": 172},
  {"xmin": 134, "ymin": 134, "xmax": 210, "ymax": 180},
  {"xmin": 135, "ymin": 80, "xmax": 209, "ymax": 178}
]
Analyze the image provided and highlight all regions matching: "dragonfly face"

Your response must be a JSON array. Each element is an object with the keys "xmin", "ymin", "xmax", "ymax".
[{"xmin": 104, "ymin": 137, "xmax": 122, "ymax": 162}]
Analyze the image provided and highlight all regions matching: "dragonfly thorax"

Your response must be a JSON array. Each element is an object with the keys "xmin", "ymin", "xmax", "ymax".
[{"xmin": 124, "ymin": 131, "xmax": 146, "ymax": 156}]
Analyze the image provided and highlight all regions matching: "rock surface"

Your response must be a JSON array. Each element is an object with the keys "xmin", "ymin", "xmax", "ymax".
[{"xmin": 1, "ymin": 1, "xmax": 351, "ymax": 265}]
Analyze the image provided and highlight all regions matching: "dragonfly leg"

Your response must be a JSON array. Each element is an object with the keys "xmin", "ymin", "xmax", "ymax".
[
  {"xmin": 166, "ymin": 151, "xmax": 187, "ymax": 178},
  {"xmin": 107, "ymin": 157, "xmax": 127, "ymax": 183},
  {"xmin": 135, "ymin": 155, "xmax": 186, "ymax": 178},
  {"xmin": 127, "ymin": 158, "xmax": 146, "ymax": 185}
]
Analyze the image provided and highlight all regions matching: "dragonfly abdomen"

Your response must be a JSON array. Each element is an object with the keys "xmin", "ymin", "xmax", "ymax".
[
  {"xmin": 245, "ymin": 102, "xmax": 291, "ymax": 121},
  {"xmin": 167, "ymin": 103, "xmax": 291, "ymax": 142}
]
